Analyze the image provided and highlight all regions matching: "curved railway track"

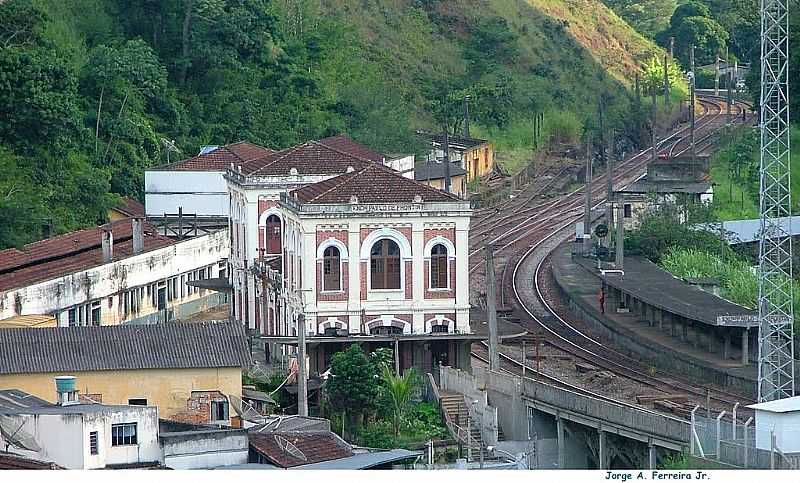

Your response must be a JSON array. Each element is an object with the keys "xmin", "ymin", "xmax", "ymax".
[{"xmin": 468, "ymin": 95, "xmax": 755, "ymax": 418}]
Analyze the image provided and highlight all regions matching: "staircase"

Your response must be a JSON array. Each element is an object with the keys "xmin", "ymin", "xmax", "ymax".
[{"xmin": 439, "ymin": 392, "xmax": 505, "ymax": 460}]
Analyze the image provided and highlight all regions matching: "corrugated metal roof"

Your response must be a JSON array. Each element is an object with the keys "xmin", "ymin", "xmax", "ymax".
[
  {"xmin": 290, "ymin": 449, "xmax": 422, "ymax": 469},
  {"xmin": 0, "ymin": 321, "xmax": 251, "ymax": 375},
  {"xmin": 0, "ymin": 315, "xmax": 57, "ymax": 328}
]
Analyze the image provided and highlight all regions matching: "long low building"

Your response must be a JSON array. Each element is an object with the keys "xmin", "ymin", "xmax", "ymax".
[
  {"xmin": 0, "ymin": 218, "xmax": 229, "ymax": 326},
  {"xmin": 0, "ymin": 322, "xmax": 250, "ymax": 425}
]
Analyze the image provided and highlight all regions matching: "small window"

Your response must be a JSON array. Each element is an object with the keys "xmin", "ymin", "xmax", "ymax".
[
  {"xmin": 430, "ymin": 244, "xmax": 449, "ymax": 289},
  {"xmin": 90, "ymin": 301, "xmax": 101, "ymax": 326},
  {"xmin": 624, "ymin": 204, "xmax": 632, "ymax": 218},
  {"xmin": 431, "ymin": 324, "xmax": 449, "ymax": 333},
  {"xmin": 128, "ymin": 398, "xmax": 147, "ymax": 406},
  {"xmin": 89, "ymin": 431, "xmax": 98, "ymax": 455},
  {"xmin": 68, "ymin": 308, "xmax": 76, "ymax": 326},
  {"xmin": 210, "ymin": 400, "xmax": 229, "ymax": 422},
  {"xmin": 322, "ymin": 246, "xmax": 341, "ymax": 291},
  {"xmin": 111, "ymin": 423, "xmax": 137, "ymax": 446},
  {"xmin": 370, "ymin": 326, "xmax": 403, "ymax": 335}
]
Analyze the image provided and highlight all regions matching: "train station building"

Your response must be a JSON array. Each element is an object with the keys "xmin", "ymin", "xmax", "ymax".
[{"xmin": 224, "ymin": 136, "xmax": 477, "ymax": 373}]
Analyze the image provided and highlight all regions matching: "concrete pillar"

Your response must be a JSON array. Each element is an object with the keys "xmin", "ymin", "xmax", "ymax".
[
  {"xmin": 742, "ymin": 328, "xmax": 749, "ymax": 365},
  {"xmin": 557, "ymin": 415, "xmax": 565, "ymax": 469},
  {"xmin": 648, "ymin": 443, "xmax": 657, "ymax": 469},
  {"xmin": 723, "ymin": 329, "xmax": 731, "ymax": 360},
  {"xmin": 598, "ymin": 429, "xmax": 607, "ymax": 469},
  {"xmin": 646, "ymin": 305, "xmax": 654, "ymax": 327},
  {"xmin": 692, "ymin": 322, "xmax": 700, "ymax": 349}
]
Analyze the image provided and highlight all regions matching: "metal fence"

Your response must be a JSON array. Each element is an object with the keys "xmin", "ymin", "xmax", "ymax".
[{"xmin": 690, "ymin": 406, "xmax": 800, "ymax": 469}]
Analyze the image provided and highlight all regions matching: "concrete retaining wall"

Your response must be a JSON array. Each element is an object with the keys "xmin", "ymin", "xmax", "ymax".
[{"xmin": 551, "ymin": 254, "xmax": 757, "ymax": 399}]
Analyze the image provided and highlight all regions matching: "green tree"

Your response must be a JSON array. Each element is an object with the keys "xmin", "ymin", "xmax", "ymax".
[
  {"xmin": 603, "ymin": 0, "xmax": 677, "ymax": 38},
  {"xmin": 379, "ymin": 365, "xmax": 420, "ymax": 436},
  {"xmin": 673, "ymin": 16, "xmax": 728, "ymax": 65},
  {"xmin": 325, "ymin": 345, "xmax": 379, "ymax": 434}
]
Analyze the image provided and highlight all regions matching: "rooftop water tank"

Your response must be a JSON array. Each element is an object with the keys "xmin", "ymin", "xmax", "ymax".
[{"xmin": 54, "ymin": 375, "xmax": 76, "ymax": 393}]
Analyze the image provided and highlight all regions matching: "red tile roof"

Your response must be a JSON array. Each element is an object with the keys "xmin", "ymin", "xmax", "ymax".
[
  {"xmin": 0, "ymin": 219, "xmax": 174, "ymax": 292},
  {"xmin": 154, "ymin": 141, "xmax": 273, "ymax": 171},
  {"xmin": 0, "ymin": 452, "xmax": 62, "ymax": 470},
  {"xmin": 290, "ymin": 163, "xmax": 462, "ymax": 204},
  {"xmin": 317, "ymin": 135, "xmax": 385, "ymax": 162},
  {"xmin": 248, "ymin": 431, "xmax": 353, "ymax": 468},
  {"xmin": 112, "ymin": 197, "xmax": 146, "ymax": 218},
  {"xmin": 238, "ymin": 140, "xmax": 374, "ymax": 176}
]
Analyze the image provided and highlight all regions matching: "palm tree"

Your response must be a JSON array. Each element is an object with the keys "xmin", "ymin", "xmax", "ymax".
[{"xmin": 380, "ymin": 365, "xmax": 419, "ymax": 436}]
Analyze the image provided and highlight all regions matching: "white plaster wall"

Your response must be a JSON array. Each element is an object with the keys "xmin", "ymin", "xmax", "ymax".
[
  {"xmin": 82, "ymin": 407, "xmax": 160, "ymax": 469},
  {"xmin": 0, "ymin": 230, "xmax": 229, "ymax": 322},
  {"xmin": 161, "ymin": 432, "xmax": 249, "ymax": 469},
  {"xmin": 145, "ymin": 171, "xmax": 229, "ymax": 217},
  {"xmin": 1, "ymin": 414, "xmax": 84, "ymax": 469}
]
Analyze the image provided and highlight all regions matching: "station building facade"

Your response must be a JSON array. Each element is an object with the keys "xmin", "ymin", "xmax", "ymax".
[{"xmin": 225, "ymin": 137, "xmax": 473, "ymax": 372}]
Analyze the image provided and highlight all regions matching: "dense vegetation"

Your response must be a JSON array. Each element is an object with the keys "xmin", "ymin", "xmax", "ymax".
[{"xmin": 0, "ymin": 0, "xmax": 662, "ymax": 249}]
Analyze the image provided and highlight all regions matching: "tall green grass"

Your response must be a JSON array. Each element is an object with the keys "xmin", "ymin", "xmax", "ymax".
[{"xmin": 661, "ymin": 248, "xmax": 800, "ymax": 329}]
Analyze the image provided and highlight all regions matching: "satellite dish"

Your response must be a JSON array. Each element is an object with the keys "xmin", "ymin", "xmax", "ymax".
[
  {"xmin": 274, "ymin": 434, "xmax": 307, "ymax": 462},
  {"xmin": 0, "ymin": 416, "xmax": 42, "ymax": 452},
  {"xmin": 228, "ymin": 395, "xmax": 267, "ymax": 424}
]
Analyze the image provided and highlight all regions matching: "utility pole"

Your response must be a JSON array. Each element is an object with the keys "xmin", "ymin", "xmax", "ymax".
[
  {"xmin": 663, "ymin": 53, "xmax": 670, "ymax": 107},
  {"xmin": 690, "ymin": 45, "xmax": 696, "ymax": 163},
  {"xmin": 669, "ymin": 36, "xmax": 674, "ymax": 58},
  {"xmin": 583, "ymin": 135, "xmax": 593, "ymax": 257},
  {"xmin": 727, "ymin": 71, "xmax": 733, "ymax": 125},
  {"xmin": 463, "ymin": 95, "xmax": 471, "ymax": 138},
  {"xmin": 651, "ymin": 88, "xmax": 657, "ymax": 163},
  {"xmin": 485, "ymin": 244, "xmax": 499, "ymax": 371},
  {"xmin": 444, "ymin": 127, "xmax": 452, "ymax": 193},
  {"xmin": 715, "ymin": 50, "xmax": 721, "ymax": 97},
  {"xmin": 297, "ymin": 312, "xmax": 308, "ymax": 416},
  {"xmin": 615, "ymin": 199, "xmax": 625, "ymax": 269},
  {"xmin": 599, "ymin": 100, "xmax": 613, "ymax": 245}
]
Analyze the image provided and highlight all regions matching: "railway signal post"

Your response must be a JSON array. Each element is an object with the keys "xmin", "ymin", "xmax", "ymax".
[{"xmin": 485, "ymin": 243, "xmax": 500, "ymax": 371}]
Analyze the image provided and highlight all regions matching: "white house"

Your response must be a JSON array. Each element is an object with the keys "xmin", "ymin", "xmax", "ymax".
[
  {"xmin": 145, "ymin": 142, "xmax": 273, "ymax": 220},
  {"xmin": 0, "ymin": 388, "xmax": 160, "ymax": 470},
  {"xmin": 747, "ymin": 396, "xmax": 800, "ymax": 453}
]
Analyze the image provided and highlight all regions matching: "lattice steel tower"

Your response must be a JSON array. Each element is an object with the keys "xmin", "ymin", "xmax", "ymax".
[{"xmin": 757, "ymin": 0, "xmax": 794, "ymax": 401}]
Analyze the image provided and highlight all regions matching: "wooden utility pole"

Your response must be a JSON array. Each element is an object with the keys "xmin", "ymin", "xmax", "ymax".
[
  {"xmin": 663, "ymin": 53, "xmax": 670, "ymax": 107},
  {"xmin": 485, "ymin": 244, "xmax": 499, "ymax": 371},
  {"xmin": 297, "ymin": 312, "xmax": 308, "ymax": 417},
  {"xmin": 444, "ymin": 127, "xmax": 452, "ymax": 193},
  {"xmin": 615, "ymin": 200, "xmax": 625, "ymax": 269},
  {"xmin": 651, "ymin": 89, "xmax": 657, "ymax": 162},
  {"xmin": 463, "ymin": 95, "xmax": 471, "ymax": 138},
  {"xmin": 583, "ymin": 135, "xmax": 593, "ymax": 257},
  {"xmin": 690, "ymin": 45, "xmax": 696, "ymax": 162}
]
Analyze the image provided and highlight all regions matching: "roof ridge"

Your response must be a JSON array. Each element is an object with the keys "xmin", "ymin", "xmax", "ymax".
[
  {"xmin": 305, "ymin": 166, "xmax": 370, "ymax": 203},
  {"xmin": 308, "ymin": 139, "xmax": 375, "ymax": 165},
  {"xmin": 372, "ymin": 162, "xmax": 463, "ymax": 202},
  {"xmin": 248, "ymin": 143, "xmax": 301, "ymax": 175}
]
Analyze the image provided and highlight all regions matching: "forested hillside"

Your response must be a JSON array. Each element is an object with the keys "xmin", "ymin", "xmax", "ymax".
[{"xmin": 0, "ymin": 0, "xmax": 661, "ymax": 248}]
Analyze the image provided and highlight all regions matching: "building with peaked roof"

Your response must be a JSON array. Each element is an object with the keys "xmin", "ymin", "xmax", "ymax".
[
  {"xmin": 0, "ymin": 218, "xmax": 229, "ymax": 327},
  {"xmin": 226, "ymin": 138, "xmax": 474, "ymax": 373},
  {"xmin": 417, "ymin": 131, "xmax": 494, "ymax": 182},
  {"xmin": 415, "ymin": 161, "xmax": 468, "ymax": 198},
  {"xmin": 145, "ymin": 141, "xmax": 274, "ymax": 223},
  {"xmin": 0, "ymin": 322, "xmax": 250, "ymax": 425}
]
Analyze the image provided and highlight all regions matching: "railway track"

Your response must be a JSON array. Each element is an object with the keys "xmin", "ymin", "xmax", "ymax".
[{"xmin": 468, "ymin": 95, "xmax": 755, "ymax": 419}]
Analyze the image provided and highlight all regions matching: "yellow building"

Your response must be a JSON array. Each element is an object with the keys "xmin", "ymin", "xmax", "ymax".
[
  {"xmin": 414, "ymin": 161, "xmax": 468, "ymax": 198},
  {"xmin": 418, "ymin": 132, "xmax": 495, "ymax": 182},
  {"xmin": 0, "ymin": 321, "xmax": 250, "ymax": 426}
]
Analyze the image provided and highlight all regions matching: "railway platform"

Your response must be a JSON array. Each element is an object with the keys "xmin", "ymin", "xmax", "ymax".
[{"xmin": 549, "ymin": 243, "xmax": 758, "ymax": 396}]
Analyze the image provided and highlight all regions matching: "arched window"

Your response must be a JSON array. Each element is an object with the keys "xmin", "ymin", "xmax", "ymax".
[
  {"xmin": 370, "ymin": 326, "xmax": 403, "ymax": 335},
  {"xmin": 370, "ymin": 239, "xmax": 401, "ymax": 290},
  {"xmin": 430, "ymin": 243, "xmax": 449, "ymax": 289},
  {"xmin": 265, "ymin": 215, "xmax": 281, "ymax": 254},
  {"xmin": 322, "ymin": 246, "xmax": 341, "ymax": 291}
]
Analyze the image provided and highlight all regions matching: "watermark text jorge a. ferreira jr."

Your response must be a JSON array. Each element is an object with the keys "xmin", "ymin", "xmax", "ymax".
[{"xmin": 605, "ymin": 471, "xmax": 710, "ymax": 481}]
